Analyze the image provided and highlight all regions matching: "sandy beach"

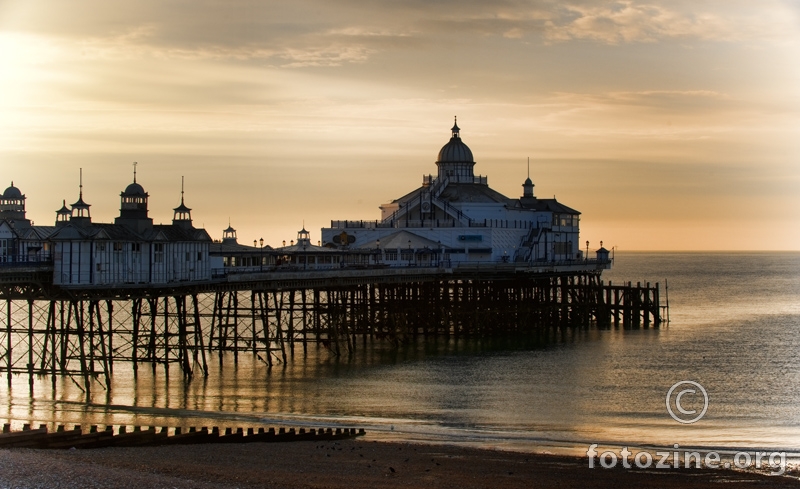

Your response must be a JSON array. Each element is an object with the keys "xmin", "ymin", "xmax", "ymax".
[{"xmin": 1, "ymin": 440, "xmax": 798, "ymax": 489}]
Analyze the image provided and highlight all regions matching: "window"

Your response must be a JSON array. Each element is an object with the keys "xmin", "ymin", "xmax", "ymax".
[
  {"xmin": 554, "ymin": 242, "xmax": 571, "ymax": 254},
  {"xmin": 113, "ymin": 242, "xmax": 124, "ymax": 264},
  {"xmin": 401, "ymin": 251, "xmax": 413, "ymax": 261},
  {"xmin": 385, "ymin": 251, "xmax": 398, "ymax": 261},
  {"xmin": 132, "ymin": 243, "xmax": 141, "ymax": 252},
  {"xmin": 185, "ymin": 252, "xmax": 190, "ymax": 262},
  {"xmin": 154, "ymin": 243, "xmax": 164, "ymax": 263},
  {"xmin": 197, "ymin": 251, "xmax": 202, "ymax": 261},
  {"xmin": 96, "ymin": 243, "xmax": 106, "ymax": 252}
]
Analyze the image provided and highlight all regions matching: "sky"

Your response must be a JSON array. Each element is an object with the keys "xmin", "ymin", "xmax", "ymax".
[{"xmin": 1, "ymin": 0, "xmax": 798, "ymax": 250}]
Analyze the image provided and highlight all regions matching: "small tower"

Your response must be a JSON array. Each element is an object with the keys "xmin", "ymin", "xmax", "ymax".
[
  {"xmin": 522, "ymin": 158, "xmax": 535, "ymax": 199},
  {"xmin": 222, "ymin": 222, "xmax": 238, "ymax": 244},
  {"xmin": 172, "ymin": 176, "xmax": 193, "ymax": 229},
  {"xmin": 0, "ymin": 182, "xmax": 30, "ymax": 228},
  {"xmin": 297, "ymin": 226, "xmax": 311, "ymax": 247},
  {"xmin": 55, "ymin": 200, "xmax": 71, "ymax": 227},
  {"xmin": 596, "ymin": 241, "xmax": 610, "ymax": 263},
  {"xmin": 70, "ymin": 169, "xmax": 92, "ymax": 227},
  {"xmin": 115, "ymin": 162, "xmax": 153, "ymax": 233}
]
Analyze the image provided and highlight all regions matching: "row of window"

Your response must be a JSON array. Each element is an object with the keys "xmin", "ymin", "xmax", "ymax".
[
  {"xmin": 93, "ymin": 242, "xmax": 202, "ymax": 263},
  {"xmin": 553, "ymin": 214, "xmax": 579, "ymax": 227}
]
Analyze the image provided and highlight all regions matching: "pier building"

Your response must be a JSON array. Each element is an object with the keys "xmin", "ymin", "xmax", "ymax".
[
  {"xmin": 0, "ymin": 173, "xmax": 215, "ymax": 281},
  {"xmin": 0, "ymin": 183, "xmax": 53, "ymax": 264},
  {"xmin": 322, "ymin": 119, "xmax": 591, "ymax": 267}
]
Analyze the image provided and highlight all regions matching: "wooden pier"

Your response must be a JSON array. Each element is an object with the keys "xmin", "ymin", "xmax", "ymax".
[{"xmin": 0, "ymin": 265, "xmax": 662, "ymax": 391}]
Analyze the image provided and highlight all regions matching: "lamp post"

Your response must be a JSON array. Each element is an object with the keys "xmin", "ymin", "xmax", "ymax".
[
  {"xmin": 259, "ymin": 237, "xmax": 264, "ymax": 271},
  {"xmin": 253, "ymin": 240, "xmax": 257, "ymax": 269},
  {"xmin": 376, "ymin": 239, "xmax": 381, "ymax": 265},
  {"xmin": 408, "ymin": 239, "xmax": 412, "ymax": 267},
  {"xmin": 585, "ymin": 240, "xmax": 589, "ymax": 262}
]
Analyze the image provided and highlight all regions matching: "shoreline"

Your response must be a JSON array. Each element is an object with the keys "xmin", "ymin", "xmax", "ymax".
[{"xmin": 1, "ymin": 439, "xmax": 798, "ymax": 488}]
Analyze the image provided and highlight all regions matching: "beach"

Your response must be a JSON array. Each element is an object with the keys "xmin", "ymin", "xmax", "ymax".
[{"xmin": 1, "ymin": 440, "xmax": 798, "ymax": 489}]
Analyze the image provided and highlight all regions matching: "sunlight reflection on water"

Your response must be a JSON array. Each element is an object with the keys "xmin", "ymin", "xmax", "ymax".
[{"xmin": 1, "ymin": 252, "xmax": 799, "ymax": 455}]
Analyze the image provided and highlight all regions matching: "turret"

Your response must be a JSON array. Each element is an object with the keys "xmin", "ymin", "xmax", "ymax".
[
  {"xmin": 172, "ymin": 176, "xmax": 193, "ymax": 230},
  {"xmin": 115, "ymin": 162, "xmax": 153, "ymax": 233},
  {"xmin": 0, "ymin": 182, "xmax": 30, "ymax": 228},
  {"xmin": 70, "ymin": 169, "xmax": 92, "ymax": 227}
]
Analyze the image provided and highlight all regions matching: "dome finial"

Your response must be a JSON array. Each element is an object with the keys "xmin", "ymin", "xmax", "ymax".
[
  {"xmin": 180, "ymin": 175, "xmax": 185, "ymax": 204},
  {"xmin": 133, "ymin": 161, "xmax": 138, "ymax": 183},
  {"xmin": 451, "ymin": 116, "xmax": 460, "ymax": 138}
]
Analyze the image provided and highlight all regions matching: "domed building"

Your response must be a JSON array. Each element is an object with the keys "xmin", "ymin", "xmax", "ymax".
[
  {"xmin": 0, "ymin": 182, "xmax": 30, "ymax": 227},
  {"xmin": 322, "ymin": 119, "xmax": 595, "ymax": 268}
]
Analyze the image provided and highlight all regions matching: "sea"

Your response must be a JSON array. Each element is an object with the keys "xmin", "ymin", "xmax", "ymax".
[{"xmin": 1, "ymin": 252, "xmax": 799, "ymax": 458}]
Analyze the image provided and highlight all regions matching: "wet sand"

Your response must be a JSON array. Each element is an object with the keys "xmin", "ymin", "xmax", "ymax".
[{"xmin": 1, "ymin": 439, "xmax": 798, "ymax": 488}]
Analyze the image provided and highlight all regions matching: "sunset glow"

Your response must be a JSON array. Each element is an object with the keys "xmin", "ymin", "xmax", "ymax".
[{"xmin": 1, "ymin": 0, "xmax": 798, "ymax": 250}]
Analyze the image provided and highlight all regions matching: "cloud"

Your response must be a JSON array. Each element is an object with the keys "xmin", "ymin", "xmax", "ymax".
[{"xmin": 542, "ymin": 0, "xmax": 798, "ymax": 44}]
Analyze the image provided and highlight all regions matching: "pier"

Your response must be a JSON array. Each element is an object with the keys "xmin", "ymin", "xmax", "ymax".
[
  {"xmin": 0, "ymin": 121, "xmax": 664, "ymax": 393},
  {"xmin": 0, "ymin": 263, "xmax": 661, "ymax": 393}
]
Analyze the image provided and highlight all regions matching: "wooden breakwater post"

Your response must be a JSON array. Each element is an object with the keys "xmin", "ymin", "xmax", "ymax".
[
  {"xmin": 602, "ymin": 281, "xmax": 661, "ymax": 329},
  {"xmin": 0, "ymin": 422, "xmax": 365, "ymax": 449}
]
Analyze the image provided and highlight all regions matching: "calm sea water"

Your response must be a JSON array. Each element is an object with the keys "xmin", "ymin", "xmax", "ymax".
[{"xmin": 2, "ymin": 252, "xmax": 799, "ymax": 456}]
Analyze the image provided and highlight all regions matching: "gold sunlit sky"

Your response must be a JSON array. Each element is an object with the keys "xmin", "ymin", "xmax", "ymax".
[{"xmin": 1, "ymin": 1, "xmax": 799, "ymax": 250}]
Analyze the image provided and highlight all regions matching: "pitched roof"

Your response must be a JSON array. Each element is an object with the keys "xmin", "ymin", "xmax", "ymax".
[
  {"xmin": 516, "ymin": 197, "xmax": 580, "ymax": 214},
  {"xmin": 48, "ymin": 222, "xmax": 212, "ymax": 242},
  {"xmin": 358, "ymin": 230, "xmax": 447, "ymax": 250}
]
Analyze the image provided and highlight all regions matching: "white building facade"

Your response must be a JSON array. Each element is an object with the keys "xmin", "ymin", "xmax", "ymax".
[
  {"xmin": 322, "ymin": 120, "xmax": 585, "ymax": 266},
  {"xmin": 49, "ymin": 173, "xmax": 212, "ymax": 286}
]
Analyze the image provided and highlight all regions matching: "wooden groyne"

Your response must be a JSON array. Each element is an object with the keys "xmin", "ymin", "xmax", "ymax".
[{"xmin": 0, "ymin": 422, "xmax": 364, "ymax": 449}]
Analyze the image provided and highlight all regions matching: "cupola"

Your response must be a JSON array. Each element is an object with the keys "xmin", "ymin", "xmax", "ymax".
[
  {"xmin": 0, "ymin": 181, "xmax": 30, "ymax": 227},
  {"xmin": 172, "ymin": 176, "xmax": 193, "ymax": 229},
  {"xmin": 436, "ymin": 117, "xmax": 476, "ymax": 182},
  {"xmin": 70, "ymin": 169, "xmax": 92, "ymax": 227},
  {"xmin": 115, "ymin": 162, "xmax": 153, "ymax": 233},
  {"xmin": 222, "ymin": 222, "xmax": 238, "ymax": 244}
]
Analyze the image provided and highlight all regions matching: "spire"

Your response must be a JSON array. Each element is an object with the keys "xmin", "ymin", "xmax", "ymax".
[
  {"xmin": 172, "ymin": 175, "xmax": 193, "ymax": 227},
  {"xmin": 70, "ymin": 168, "xmax": 91, "ymax": 220},
  {"xmin": 180, "ymin": 175, "xmax": 185, "ymax": 204},
  {"xmin": 522, "ymin": 158, "xmax": 534, "ymax": 198},
  {"xmin": 133, "ymin": 161, "xmax": 137, "ymax": 183}
]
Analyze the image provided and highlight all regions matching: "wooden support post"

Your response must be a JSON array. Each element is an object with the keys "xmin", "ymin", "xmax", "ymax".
[
  {"xmin": 6, "ymin": 299, "xmax": 11, "ymax": 382},
  {"xmin": 27, "ymin": 300, "xmax": 33, "ymax": 391}
]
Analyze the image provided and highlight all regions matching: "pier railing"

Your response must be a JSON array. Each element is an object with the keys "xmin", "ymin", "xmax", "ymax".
[{"xmin": 330, "ymin": 218, "xmax": 557, "ymax": 230}]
